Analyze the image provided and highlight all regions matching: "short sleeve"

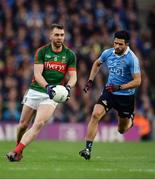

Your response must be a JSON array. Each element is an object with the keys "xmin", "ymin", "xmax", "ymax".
[
  {"xmin": 68, "ymin": 51, "xmax": 77, "ymax": 71},
  {"xmin": 34, "ymin": 48, "xmax": 44, "ymax": 64},
  {"xmin": 130, "ymin": 56, "xmax": 141, "ymax": 75},
  {"xmin": 98, "ymin": 49, "xmax": 110, "ymax": 63}
]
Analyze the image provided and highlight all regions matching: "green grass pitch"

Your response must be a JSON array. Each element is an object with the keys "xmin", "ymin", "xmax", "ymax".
[{"xmin": 0, "ymin": 141, "xmax": 155, "ymax": 179}]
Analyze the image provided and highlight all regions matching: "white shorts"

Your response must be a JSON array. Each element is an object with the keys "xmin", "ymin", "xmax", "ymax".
[{"xmin": 22, "ymin": 89, "xmax": 58, "ymax": 110}]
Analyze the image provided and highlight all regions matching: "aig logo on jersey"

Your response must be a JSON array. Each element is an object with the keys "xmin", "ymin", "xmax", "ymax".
[{"xmin": 109, "ymin": 67, "xmax": 124, "ymax": 76}]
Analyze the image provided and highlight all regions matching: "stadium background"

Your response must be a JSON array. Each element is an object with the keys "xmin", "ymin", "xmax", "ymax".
[{"xmin": 0, "ymin": 0, "xmax": 155, "ymax": 141}]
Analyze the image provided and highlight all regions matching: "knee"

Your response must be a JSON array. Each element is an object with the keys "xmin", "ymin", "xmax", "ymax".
[
  {"xmin": 18, "ymin": 120, "xmax": 29, "ymax": 130},
  {"xmin": 33, "ymin": 121, "xmax": 45, "ymax": 130},
  {"xmin": 92, "ymin": 111, "xmax": 103, "ymax": 122}
]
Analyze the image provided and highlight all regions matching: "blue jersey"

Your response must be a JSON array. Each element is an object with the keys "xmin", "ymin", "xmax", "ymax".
[{"xmin": 98, "ymin": 47, "xmax": 141, "ymax": 95}]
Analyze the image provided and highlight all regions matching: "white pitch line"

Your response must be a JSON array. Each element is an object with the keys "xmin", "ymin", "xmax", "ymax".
[
  {"xmin": 7, "ymin": 167, "xmax": 155, "ymax": 173},
  {"xmin": 8, "ymin": 167, "xmax": 39, "ymax": 171},
  {"xmin": 129, "ymin": 168, "xmax": 155, "ymax": 172}
]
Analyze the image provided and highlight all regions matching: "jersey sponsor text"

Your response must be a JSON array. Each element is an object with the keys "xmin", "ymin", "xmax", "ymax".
[{"xmin": 44, "ymin": 61, "xmax": 67, "ymax": 73}]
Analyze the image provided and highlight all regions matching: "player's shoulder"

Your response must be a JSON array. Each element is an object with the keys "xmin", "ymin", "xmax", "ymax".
[
  {"xmin": 100, "ymin": 48, "xmax": 114, "ymax": 58},
  {"xmin": 64, "ymin": 45, "xmax": 76, "ymax": 56},
  {"xmin": 36, "ymin": 43, "xmax": 50, "ymax": 53},
  {"xmin": 102, "ymin": 48, "xmax": 113, "ymax": 54},
  {"xmin": 127, "ymin": 48, "xmax": 139, "ymax": 61}
]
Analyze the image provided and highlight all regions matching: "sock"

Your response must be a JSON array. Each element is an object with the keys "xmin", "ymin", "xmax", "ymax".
[
  {"xmin": 86, "ymin": 140, "xmax": 93, "ymax": 152},
  {"xmin": 14, "ymin": 143, "xmax": 26, "ymax": 154}
]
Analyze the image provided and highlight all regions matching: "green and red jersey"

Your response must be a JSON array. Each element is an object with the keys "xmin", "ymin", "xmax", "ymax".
[{"xmin": 30, "ymin": 43, "xmax": 77, "ymax": 93}]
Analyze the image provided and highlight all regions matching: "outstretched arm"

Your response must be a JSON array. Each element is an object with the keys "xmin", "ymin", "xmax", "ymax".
[
  {"xmin": 83, "ymin": 59, "xmax": 102, "ymax": 93},
  {"xmin": 88, "ymin": 59, "xmax": 102, "ymax": 81}
]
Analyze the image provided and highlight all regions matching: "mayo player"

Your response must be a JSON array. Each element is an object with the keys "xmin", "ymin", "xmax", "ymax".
[{"xmin": 7, "ymin": 24, "xmax": 77, "ymax": 161}]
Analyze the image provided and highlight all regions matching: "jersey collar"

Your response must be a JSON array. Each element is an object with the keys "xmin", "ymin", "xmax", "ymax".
[
  {"xmin": 51, "ymin": 44, "xmax": 64, "ymax": 53},
  {"xmin": 124, "ymin": 46, "xmax": 130, "ymax": 55},
  {"xmin": 113, "ymin": 46, "xmax": 130, "ymax": 57}
]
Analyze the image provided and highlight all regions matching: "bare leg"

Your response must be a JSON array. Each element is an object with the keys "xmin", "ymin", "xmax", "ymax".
[
  {"xmin": 86, "ymin": 104, "xmax": 106, "ymax": 141},
  {"xmin": 20, "ymin": 104, "xmax": 56, "ymax": 146},
  {"xmin": 6, "ymin": 105, "xmax": 36, "ymax": 162},
  {"xmin": 79, "ymin": 104, "xmax": 106, "ymax": 160},
  {"xmin": 17, "ymin": 105, "xmax": 36, "ymax": 144},
  {"xmin": 118, "ymin": 117, "xmax": 133, "ymax": 134}
]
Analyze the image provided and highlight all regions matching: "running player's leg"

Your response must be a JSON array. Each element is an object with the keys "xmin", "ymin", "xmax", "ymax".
[
  {"xmin": 7, "ymin": 104, "xmax": 56, "ymax": 162},
  {"xmin": 19, "ymin": 104, "xmax": 56, "ymax": 146},
  {"xmin": 118, "ymin": 114, "xmax": 134, "ymax": 134},
  {"xmin": 116, "ymin": 95, "xmax": 135, "ymax": 134},
  {"xmin": 86, "ymin": 104, "xmax": 106, "ymax": 141},
  {"xmin": 86, "ymin": 91, "xmax": 111, "ymax": 144},
  {"xmin": 79, "ymin": 104, "xmax": 106, "ymax": 160},
  {"xmin": 6, "ymin": 105, "xmax": 36, "ymax": 162},
  {"xmin": 79, "ymin": 91, "xmax": 111, "ymax": 160},
  {"xmin": 17, "ymin": 105, "xmax": 36, "ymax": 145}
]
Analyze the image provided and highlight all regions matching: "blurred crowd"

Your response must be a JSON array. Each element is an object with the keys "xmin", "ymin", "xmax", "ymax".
[{"xmin": 0, "ymin": 0, "xmax": 155, "ymax": 139}]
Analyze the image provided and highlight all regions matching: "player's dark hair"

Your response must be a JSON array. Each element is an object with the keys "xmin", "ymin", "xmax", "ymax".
[
  {"xmin": 51, "ymin": 24, "xmax": 64, "ymax": 31},
  {"xmin": 114, "ymin": 30, "xmax": 130, "ymax": 43}
]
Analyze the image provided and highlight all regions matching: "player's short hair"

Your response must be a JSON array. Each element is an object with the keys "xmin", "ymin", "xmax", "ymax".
[
  {"xmin": 50, "ymin": 24, "xmax": 64, "ymax": 31},
  {"xmin": 114, "ymin": 30, "xmax": 130, "ymax": 43}
]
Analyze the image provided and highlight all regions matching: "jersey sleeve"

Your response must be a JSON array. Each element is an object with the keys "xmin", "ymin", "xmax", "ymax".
[
  {"xmin": 68, "ymin": 51, "xmax": 77, "ymax": 71},
  {"xmin": 130, "ymin": 56, "xmax": 141, "ymax": 75},
  {"xmin": 34, "ymin": 48, "xmax": 44, "ymax": 64},
  {"xmin": 98, "ymin": 49, "xmax": 110, "ymax": 63}
]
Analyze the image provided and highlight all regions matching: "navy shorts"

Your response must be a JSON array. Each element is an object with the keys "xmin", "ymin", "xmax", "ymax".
[{"xmin": 97, "ymin": 90, "xmax": 135, "ymax": 118}]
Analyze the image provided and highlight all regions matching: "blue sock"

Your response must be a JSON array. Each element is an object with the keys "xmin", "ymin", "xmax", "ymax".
[{"xmin": 86, "ymin": 141, "xmax": 93, "ymax": 152}]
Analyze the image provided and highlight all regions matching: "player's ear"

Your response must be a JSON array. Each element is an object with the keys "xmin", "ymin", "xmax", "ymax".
[
  {"xmin": 49, "ymin": 33, "xmax": 52, "ymax": 40},
  {"xmin": 125, "ymin": 42, "xmax": 129, "ymax": 46},
  {"xmin": 49, "ymin": 31, "xmax": 52, "ymax": 40}
]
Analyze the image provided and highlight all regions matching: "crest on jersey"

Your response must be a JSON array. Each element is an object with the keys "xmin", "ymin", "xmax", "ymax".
[
  {"xmin": 54, "ymin": 56, "xmax": 58, "ymax": 61},
  {"xmin": 62, "ymin": 56, "xmax": 66, "ymax": 63},
  {"xmin": 122, "ymin": 59, "xmax": 126, "ymax": 64}
]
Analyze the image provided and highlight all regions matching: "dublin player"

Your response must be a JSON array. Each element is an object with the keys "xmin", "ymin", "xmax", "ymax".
[{"xmin": 79, "ymin": 31, "xmax": 141, "ymax": 160}]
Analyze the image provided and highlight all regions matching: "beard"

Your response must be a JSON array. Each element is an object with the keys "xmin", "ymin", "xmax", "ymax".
[
  {"xmin": 53, "ymin": 41, "xmax": 63, "ymax": 48},
  {"xmin": 115, "ymin": 48, "xmax": 125, "ymax": 55}
]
